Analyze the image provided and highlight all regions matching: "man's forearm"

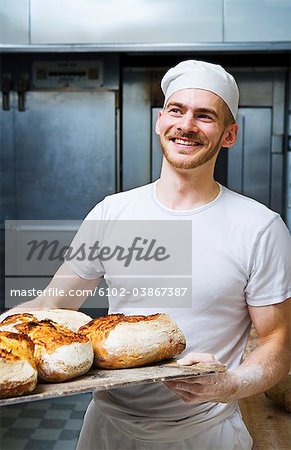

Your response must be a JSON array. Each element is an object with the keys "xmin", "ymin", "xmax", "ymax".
[
  {"xmin": 231, "ymin": 339, "xmax": 290, "ymax": 400},
  {"xmin": 164, "ymin": 339, "xmax": 290, "ymax": 404},
  {"xmin": 0, "ymin": 263, "xmax": 100, "ymax": 321},
  {"xmin": 0, "ymin": 296, "xmax": 59, "ymax": 321}
]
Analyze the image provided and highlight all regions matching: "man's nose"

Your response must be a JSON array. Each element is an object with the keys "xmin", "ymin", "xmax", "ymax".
[{"xmin": 177, "ymin": 114, "xmax": 199, "ymax": 133}]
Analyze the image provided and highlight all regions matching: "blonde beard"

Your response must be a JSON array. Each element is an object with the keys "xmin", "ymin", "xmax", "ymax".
[{"xmin": 160, "ymin": 140, "xmax": 222, "ymax": 170}]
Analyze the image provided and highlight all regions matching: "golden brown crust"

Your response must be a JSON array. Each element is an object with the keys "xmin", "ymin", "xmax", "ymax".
[
  {"xmin": 31, "ymin": 309, "xmax": 92, "ymax": 332},
  {"xmin": 79, "ymin": 313, "xmax": 162, "ymax": 337},
  {"xmin": 92, "ymin": 340, "xmax": 186, "ymax": 369},
  {"xmin": 1, "ymin": 318, "xmax": 93, "ymax": 384},
  {"xmin": 0, "ymin": 331, "xmax": 35, "ymax": 367},
  {"xmin": 0, "ymin": 331, "xmax": 38, "ymax": 398},
  {"xmin": 0, "ymin": 313, "xmax": 37, "ymax": 326},
  {"xmin": 15, "ymin": 320, "xmax": 89, "ymax": 354},
  {"xmin": 0, "ymin": 316, "xmax": 94, "ymax": 392},
  {"xmin": 79, "ymin": 313, "xmax": 186, "ymax": 369}
]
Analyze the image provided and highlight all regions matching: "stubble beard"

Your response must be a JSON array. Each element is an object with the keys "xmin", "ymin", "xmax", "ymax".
[
  {"xmin": 161, "ymin": 141, "xmax": 221, "ymax": 169},
  {"xmin": 160, "ymin": 134, "xmax": 223, "ymax": 170}
]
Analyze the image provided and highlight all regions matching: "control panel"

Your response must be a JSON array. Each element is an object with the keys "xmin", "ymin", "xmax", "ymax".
[{"xmin": 32, "ymin": 60, "xmax": 103, "ymax": 88}]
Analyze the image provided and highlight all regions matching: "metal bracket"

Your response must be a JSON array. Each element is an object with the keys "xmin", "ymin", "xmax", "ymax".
[
  {"xmin": 16, "ymin": 74, "xmax": 29, "ymax": 112},
  {"xmin": 1, "ymin": 73, "xmax": 11, "ymax": 111}
]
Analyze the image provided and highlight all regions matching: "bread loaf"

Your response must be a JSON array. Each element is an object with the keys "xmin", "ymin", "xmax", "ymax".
[
  {"xmin": 0, "ymin": 331, "xmax": 38, "ymax": 398},
  {"xmin": 15, "ymin": 320, "xmax": 94, "ymax": 382},
  {"xmin": 79, "ymin": 313, "xmax": 186, "ymax": 369}
]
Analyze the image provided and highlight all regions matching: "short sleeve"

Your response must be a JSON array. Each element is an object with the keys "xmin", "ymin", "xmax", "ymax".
[
  {"xmin": 64, "ymin": 201, "xmax": 106, "ymax": 280},
  {"xmin": 245, "ymin": 216, "xmax": 291, "ymax": 306}
]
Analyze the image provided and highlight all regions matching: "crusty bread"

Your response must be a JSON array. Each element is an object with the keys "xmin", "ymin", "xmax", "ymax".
[
  {"xmin": 15, "ymin": 320, "xmax": 94, "ymax": 382},
  {"xmin": 31, "ymin": 309, "xmax": 92, "ymax": 332},
  {"xmin": 0, "ymin": 310, "xmax": 92, "ymax": 333},
  {"xmin": 79, "ymin": 313, "xmax": 186, "ymax": 369},
  {"xmin": 0, "ymin": 331, "xmax": 38, "ymax": 398},
  {"xmin": 0, "ymin": 313, "xmax": 37, "ymax": 333}
]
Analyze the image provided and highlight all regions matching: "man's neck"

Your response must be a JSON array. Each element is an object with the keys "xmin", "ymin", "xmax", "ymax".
[{"xmin": 156, "ymin": 161, "xmax": 220, "ymax": 210}]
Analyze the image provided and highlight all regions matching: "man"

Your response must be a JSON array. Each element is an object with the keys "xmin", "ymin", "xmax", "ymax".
[{"xmin": 2, "ymin": 60, "xmax": 291, "ymax": 450}]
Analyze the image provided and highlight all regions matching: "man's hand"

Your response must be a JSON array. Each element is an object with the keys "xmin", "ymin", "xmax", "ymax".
[
  {"xmin": 165, "ymin": 299, "xmax": 290, "ymax": 404},
  {"xmin": 164, "ymin": 352, "xmax": 238, "ymax": 403}
]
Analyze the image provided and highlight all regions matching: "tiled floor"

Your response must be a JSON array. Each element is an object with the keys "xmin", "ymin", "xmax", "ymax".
[{"xmin": 0, "ymin": 393, "xmax": 91, "ymax": 450}]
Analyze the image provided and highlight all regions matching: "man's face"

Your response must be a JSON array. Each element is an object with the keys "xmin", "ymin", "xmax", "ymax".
[{"xmin": 155, "ymin": 88, "xmax": 238, "ymax": 170}]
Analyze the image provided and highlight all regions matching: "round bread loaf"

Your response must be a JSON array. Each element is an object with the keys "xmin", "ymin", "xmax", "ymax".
[
  {"xmin": 15, "ymin": 320, "xmax": 94, "ymax": 382},
  {"xmin": 79, "ymin": 313, "xmax": 186, "ymax": 369},
  {"xmin": 0, "ymin": 331, "xmax": 38, "ymax": 398}
]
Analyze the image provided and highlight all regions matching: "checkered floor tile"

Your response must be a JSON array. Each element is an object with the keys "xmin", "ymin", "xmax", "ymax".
[{"xmin": 0, "ymin": 393, "xmax": 91, "ymax": 450}]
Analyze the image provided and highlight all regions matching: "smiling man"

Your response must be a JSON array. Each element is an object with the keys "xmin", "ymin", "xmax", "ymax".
[
  {"xmin": 74, "ymin": 60, "xmax": 290, "ymax": 450},
  {"xmin": 3, "ymin": 60, "xmax": 290, "ymax": 450}
]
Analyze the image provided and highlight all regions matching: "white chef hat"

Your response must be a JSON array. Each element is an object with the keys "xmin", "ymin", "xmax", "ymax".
[{"xmin": 161, "ymin": 60, "xmax": 239, "ymax": 119}]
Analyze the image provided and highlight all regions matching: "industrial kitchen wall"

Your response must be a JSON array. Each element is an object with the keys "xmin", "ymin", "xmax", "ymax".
[{"xmin": 0, "ymin": 0, "xmax": 291, "ymax": 50}]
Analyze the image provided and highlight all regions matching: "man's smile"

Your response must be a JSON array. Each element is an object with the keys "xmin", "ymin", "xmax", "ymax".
[{"xmin": 169, "ymin": 137, "xmax": 204, "ymax": 150}]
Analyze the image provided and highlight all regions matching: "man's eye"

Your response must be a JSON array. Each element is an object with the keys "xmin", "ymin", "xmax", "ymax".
[
  {"xmin": 197, "ymin": 114, "xmax": 213, "ymax": 121},
  {"xmin": 169, "ymin": 108, "xmax": 182, "ymax": 114}
]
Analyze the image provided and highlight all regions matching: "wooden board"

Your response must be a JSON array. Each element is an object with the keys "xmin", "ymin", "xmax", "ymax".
[{"xmin": 0, "ymin": 360, "xmax": 225, "ymax": 406}]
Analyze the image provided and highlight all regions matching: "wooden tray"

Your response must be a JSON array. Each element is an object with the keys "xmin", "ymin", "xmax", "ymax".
[{"xmin": 0, "ymin": 360, "xmax": 226, "ymax": 406}]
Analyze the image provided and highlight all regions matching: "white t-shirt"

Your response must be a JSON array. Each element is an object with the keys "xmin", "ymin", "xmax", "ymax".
[{"xmin": 66, "ymin": 181, "xmax": 291, "ymax": 441}]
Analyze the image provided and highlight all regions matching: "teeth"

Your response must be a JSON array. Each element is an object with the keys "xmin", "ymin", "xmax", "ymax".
[{"xmin": 175, "ymin": 138, "xmax": 200, "ymax": 146}]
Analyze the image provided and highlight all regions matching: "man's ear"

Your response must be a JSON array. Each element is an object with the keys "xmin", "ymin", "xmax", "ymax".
[
  {"xmin": 155, "ymin": 111, "xmax": 162, "ymax": 135},
  {"xmin": 221, "ymin": 123, "xmax": 239, "ymax": 148}
]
